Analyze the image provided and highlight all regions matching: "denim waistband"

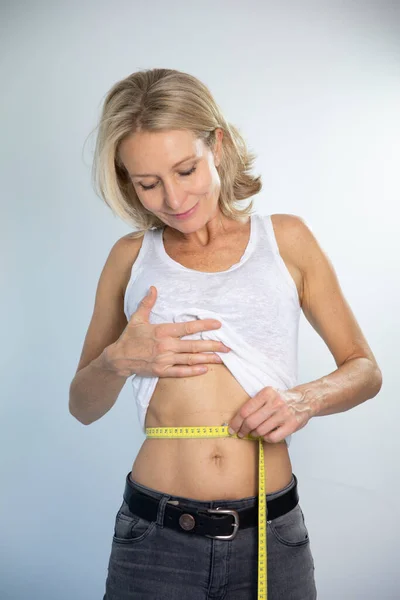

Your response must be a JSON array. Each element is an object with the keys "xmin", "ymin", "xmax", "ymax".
[{"xmin": 126, "ymin": 472, "xmax": 296, "ymax": 511}]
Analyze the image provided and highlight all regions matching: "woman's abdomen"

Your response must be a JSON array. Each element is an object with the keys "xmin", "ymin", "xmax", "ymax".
[{"xmin": 130, "ymin": 364, "xmax": 293, "ymax": 499}]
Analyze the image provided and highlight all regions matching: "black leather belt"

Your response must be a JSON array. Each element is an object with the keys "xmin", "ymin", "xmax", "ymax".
[{"xmin": 123, "ymin": 473, "xmax": 299, "ymax": 540}]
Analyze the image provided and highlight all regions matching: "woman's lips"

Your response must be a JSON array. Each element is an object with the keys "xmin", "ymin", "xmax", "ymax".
[{"xmin": 169, "ymin": 202, "xmax": 199, "ymax": 220}]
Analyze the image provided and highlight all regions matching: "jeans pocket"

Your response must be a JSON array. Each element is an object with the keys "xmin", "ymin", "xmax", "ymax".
[
  {"xmin": 269, "ymin": 503, "xmax": 310, "ymax": 547},
  {"xmin": 112, "ymin": 499, "xmax": 156, "ymax": 545}
]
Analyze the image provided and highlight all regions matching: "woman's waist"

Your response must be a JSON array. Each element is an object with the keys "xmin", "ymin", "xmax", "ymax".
[
  {"xmin": 134, "ymin": 367, "xmax": 292, "ymax": 498},
  {"xmin": 132, "ymin": 433, "xmax": 292, "ymax": 499}
]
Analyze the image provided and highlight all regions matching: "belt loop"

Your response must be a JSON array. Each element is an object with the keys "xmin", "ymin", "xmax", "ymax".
[{"xmin": 156, "ymin": 495, "xmax": 171, "ymax": 528}]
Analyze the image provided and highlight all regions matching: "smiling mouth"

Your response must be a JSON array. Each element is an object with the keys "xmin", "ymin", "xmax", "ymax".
[
  {"xmin": 168, "ymin": 203, "xmax": 198, "ymax": 216},
  {"xmin": 173, "ymin": 209, "xmax": 193, "ymax": 215}
]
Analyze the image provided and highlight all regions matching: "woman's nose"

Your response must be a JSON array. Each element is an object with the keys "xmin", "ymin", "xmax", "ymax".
[{"xmin": 163, "ymin": 178, "xmax": 187, "ymax": 209}]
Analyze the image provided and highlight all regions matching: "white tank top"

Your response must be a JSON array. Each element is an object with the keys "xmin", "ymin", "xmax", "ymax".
[{"xmin": 123, "ymin": 212, "xmax": 301, "ymax": 446}]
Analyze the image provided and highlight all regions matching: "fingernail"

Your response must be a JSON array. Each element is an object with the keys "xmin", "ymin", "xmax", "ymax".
[
  {"xmin": 237, "ymin": 432, "xmax": 244, "ymax": 438},
  {"xmin": 228, "ymin": 427, "xmax": 235, "ymax": 435}
]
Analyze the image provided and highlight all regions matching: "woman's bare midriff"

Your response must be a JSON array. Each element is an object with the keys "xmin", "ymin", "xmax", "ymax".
[
  {"xmin": 125, "ymin": 214, "xmax": 301, "ymax": 501},
  {"xmin": 130, "ymin": 363, "xmax": 293, "ymax": 500}
]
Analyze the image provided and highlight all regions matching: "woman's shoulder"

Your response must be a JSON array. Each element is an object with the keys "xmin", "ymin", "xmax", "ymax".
[
  {"xmin": 268, "ymin": 212, "xmax": 307, "ymax": 232},
  {"xmin": 109, "ymin": 232, "xmax": 148, "ymax": 297},
  {"xmin": 266, "ymin": 214, "xmax": 312, "ymax": 306},
  {"xmin": 265, "ymin": 213, "xmax": 309, "ymax": 254},
  {"xmin": 268, "ymin": 213, "xmax": 314, "ymax": 256}
]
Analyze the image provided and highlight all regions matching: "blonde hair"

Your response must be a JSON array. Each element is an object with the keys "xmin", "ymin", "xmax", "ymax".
[{"xmin": 89, "ymin": 68, "xmax": 262, "ymax": 238}]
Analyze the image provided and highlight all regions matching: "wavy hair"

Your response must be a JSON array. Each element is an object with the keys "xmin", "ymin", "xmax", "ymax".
[{"xmin": 89, "ymin": 68, "xmax": 262, "ymax": 238}]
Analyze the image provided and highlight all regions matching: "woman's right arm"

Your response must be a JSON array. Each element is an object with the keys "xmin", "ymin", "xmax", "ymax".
[
  {"xmin": 69, "ymin": 235, "xmax": 140, "ymax": 425},
  {"xmin": 69, "ymin": 351, "xmax": 128, "ymax": 425}
]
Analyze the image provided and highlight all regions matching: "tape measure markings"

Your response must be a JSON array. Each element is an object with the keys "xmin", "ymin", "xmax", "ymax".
[{"xmin": 146, "ymin": 425, "xmax": 268, "ymax": 599}]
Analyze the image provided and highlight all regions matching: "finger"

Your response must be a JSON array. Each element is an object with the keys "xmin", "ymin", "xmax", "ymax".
[
  {"xmin": 156, "ymin": 318, "xmax": 222, "ymax": 339},
  {"xmin": 170, "ymin": 352, "xmax": 224, "ymax": 365},
  {"xmin": 227, "ymin": 398, "xmax": 259, "ymax": 434},
  {"xmin": 156, "ymin": 364, "xmax": 210, "ymax": 377},
  {"xmin": 236, "ymin": 407, "xmax": 277, "ymax": 438},
  {"xmin": 262, "ymin": 422, "xmax": 294, "ymax": 444},
  {"xmin": 250, "ymin": 413, "xmax": 287, "ymax": 439},
  {"xmin": 173, "ymin": 339, "xmax": 230, "ymax": 354},
  {"xmin": 229, "ymin": 392, "xmax": 275, "ymax": 437},
  {"xmin": 130, "ymin": 286, "xmax": 157, "ymax": 323}
]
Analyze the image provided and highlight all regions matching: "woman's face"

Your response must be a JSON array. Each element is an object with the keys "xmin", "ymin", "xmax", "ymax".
[{"xmin": 119, "ymin": 128, "xmax": 223, "ymax": 229}]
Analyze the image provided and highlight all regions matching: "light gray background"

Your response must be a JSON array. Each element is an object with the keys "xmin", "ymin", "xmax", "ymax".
[{"xmin": 1, "ymin": 1, "xmax": 399, "ymax": 598}]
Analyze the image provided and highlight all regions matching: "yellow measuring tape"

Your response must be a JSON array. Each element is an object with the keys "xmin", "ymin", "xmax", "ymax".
[{"xmin": 145, "ymin": 424, "xmax": 268, "ymax": 600}]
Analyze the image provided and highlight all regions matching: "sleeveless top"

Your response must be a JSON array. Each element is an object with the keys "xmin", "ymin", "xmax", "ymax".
[{"xmin": 123, "ymin": 212, "xmax": 301, "ymax": 446}]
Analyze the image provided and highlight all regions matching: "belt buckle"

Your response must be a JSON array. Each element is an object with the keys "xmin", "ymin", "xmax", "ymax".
[{"xmin": 204, "ymin": 507, "xmax": 239, "ymax": 540}]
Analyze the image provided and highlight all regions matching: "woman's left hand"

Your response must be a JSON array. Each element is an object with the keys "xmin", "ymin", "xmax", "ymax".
[{"xmin": 227, "ymin": 386, "xmax": 314, "ymax": 443}]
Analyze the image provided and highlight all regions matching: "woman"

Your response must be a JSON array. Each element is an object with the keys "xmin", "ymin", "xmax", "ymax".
[{"xmin": 69, "ymin": 68, "xmax": 382, "ymax": 599}]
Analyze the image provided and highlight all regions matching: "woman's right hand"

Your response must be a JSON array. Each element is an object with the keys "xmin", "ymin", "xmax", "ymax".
[{"xmin": 102, "ymin": 286, "xmax": 231, "ymax": 378}]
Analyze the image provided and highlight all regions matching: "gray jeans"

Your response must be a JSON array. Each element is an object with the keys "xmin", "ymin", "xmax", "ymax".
[{"xmin": 103, "ymin": 472, "xmax": 317, "ymax": 599}]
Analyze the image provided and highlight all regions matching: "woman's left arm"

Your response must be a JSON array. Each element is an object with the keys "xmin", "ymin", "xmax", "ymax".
[{"xmin": 228, "ymin": 214, "xmax": 383, "ymax": 442}]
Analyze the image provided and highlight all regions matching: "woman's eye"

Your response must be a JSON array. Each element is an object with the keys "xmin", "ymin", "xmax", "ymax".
[
  {"xmin": 139, "ymin": 165, "xmax": 197, "ymax": 192},
  {"xmin": 139, "ymin": 182, "xmax": 157, "ymax": 191},
  {"xmin": 180, "ymin": 165, "xmax": 197, "ymax": 177}
]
